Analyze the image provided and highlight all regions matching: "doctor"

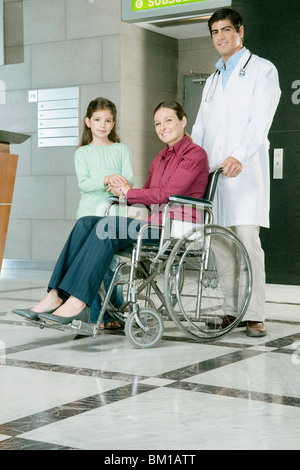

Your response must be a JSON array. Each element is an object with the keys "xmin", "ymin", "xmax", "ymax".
[{"xmin": 192, "ymin": 8, "xmax": 281, "ymax": 337}]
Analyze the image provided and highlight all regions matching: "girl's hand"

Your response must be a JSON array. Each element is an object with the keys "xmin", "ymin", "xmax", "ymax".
[
  {"xmin": 104, "ymin": 174, "xmax": 128, "ymax": 187},
  {"xmin": 108, "ymin": 186, "xmax": 122, "ymax": 197}
]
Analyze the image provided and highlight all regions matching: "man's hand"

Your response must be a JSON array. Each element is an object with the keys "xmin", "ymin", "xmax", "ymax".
[{"xmin": 220, "ymin": 157, "xmax": 243, "ymax": 177}]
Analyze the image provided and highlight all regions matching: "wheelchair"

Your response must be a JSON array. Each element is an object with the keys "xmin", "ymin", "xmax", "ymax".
[{"xmin": 41, "ymin": 168, "xmax": 252, "ymax": 348}]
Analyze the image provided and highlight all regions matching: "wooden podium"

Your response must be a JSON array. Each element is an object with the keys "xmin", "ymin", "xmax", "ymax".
[{"xmin": 0, "ymin": 130, "xmax": 30, "ymax": 270}]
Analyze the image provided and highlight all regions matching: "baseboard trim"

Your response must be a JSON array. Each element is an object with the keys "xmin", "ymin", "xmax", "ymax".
[{"xmin": 2, "ymin": 259, "xmax": 56, "ymax": 271}]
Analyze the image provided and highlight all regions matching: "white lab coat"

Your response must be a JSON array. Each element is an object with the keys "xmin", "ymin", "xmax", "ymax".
[{"xmin": 191, "ymin": 49, "xmax": 281, "ymax": 228}]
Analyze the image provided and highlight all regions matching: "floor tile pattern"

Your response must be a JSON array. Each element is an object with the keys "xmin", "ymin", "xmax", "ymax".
[{"xmin": 0, "ymin": 270, "xmax": 300, "ymax": 450}]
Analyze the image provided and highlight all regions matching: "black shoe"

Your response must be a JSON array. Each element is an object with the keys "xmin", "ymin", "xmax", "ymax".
[
  {"xmin": 38, "ymin": 306, "xmax": 90, "ymax": 325},
  {"xmin": 13, "ymin": 307, "xmax": 58, "ymax": 321}
]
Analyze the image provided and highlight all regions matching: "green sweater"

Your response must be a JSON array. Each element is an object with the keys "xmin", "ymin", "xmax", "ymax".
[{"xmin": 75, "ymin": 143, "xmax": 134, "ymax": 219}]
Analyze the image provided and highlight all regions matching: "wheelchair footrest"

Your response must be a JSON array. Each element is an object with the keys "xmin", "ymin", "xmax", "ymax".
[
  {"xmin": 51, "ymin": 320, "xmax": 95, "ymax": 336},
  {"xmin": 70, "ymin": 320, "xmax": 96, "ymax": 336}
]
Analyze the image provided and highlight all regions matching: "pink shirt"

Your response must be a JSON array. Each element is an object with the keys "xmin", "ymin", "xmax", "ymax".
[{"xmin": 127, "ymin": 135, "xmax": 209, "ymax": 223}]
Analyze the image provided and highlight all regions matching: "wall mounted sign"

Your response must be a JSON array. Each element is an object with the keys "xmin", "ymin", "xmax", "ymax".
[
  {"xmin": 29, "ymin": 87, "xmax": 79, "ymax": 148},
  {"xmin": 132, "ymin": 0, "xmax": 213, "ymax": 11},
  {"xmin": 122, "ymin": 0, "xmax": 231, "ymax": 22}
]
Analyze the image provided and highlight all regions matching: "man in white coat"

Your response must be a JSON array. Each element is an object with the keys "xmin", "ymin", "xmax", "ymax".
[{"xmin": 191, "ymin": 8, "xmax": 281, "ymax": 336}]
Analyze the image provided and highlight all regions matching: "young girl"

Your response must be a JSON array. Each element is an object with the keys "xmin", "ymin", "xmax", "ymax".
[
  {"xmin": 75, "ymin": 97, "xmax": 134, "ymax": 327},
  {"xmin": 75, "ymin": 97, "xmax": 134, "ymax": 219}
]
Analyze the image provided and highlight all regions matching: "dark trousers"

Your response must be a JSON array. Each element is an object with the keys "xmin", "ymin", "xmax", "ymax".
[{"xmin": 48, "ymin": 216, "xmax": 159, "ymax": 306}]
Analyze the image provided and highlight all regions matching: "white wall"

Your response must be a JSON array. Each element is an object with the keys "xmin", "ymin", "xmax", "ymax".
[{"xmin": 1, "ymin": 0, "xmax": 178, "ymax": 264}]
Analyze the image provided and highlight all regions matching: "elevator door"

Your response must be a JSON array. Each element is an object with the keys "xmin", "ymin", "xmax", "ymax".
[{"xmin": 183, "ymin": 74, "xmax": 209, "ymax": 134}]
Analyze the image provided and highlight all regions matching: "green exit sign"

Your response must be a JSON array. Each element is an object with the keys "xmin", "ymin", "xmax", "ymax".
[
  {"xmin": 132, "ymin": 0, "xmax": 210, "ymax": 11},
  {"xmin": 123, "ymin": 0, "xmax": 230, "ymax": 22}
]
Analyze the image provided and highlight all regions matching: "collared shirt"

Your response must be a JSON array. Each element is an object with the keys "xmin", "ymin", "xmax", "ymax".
[
  {"xmin": 127, "ymin": 135, "xmax": 209, "ymax": 222},
  {"xmin": 216, "ymin": 47, "xmax": 246, "ymax": 89}
]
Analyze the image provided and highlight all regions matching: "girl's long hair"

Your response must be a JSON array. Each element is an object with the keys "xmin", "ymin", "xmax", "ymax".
[{"xmin": 79, "ymin": 97, "xmax": 121, "ymax": 147}]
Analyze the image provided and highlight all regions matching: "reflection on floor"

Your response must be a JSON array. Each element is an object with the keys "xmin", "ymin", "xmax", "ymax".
[{"xmin": 0, "ymin": 269, "xmax": 300, "ymax": 451}]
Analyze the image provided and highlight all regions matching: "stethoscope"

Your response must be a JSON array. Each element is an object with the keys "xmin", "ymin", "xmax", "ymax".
[{"xmin": 205, "ymin": 52, "xmax": 253, "ymax": 103}]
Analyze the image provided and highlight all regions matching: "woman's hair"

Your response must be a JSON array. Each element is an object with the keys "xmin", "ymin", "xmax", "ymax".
[
  {"xmin": 153, "ymin": 101, "xmax": 188, "ymax": 123},
  {"xmin": 79, "ymin": 97, "xmax": 120, "ymax": 147}
]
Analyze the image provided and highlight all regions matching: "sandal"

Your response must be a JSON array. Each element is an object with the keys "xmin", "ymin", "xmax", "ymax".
[{"xmin": 105, "ymin": 320, "xmax": 122, "ymax": 330}]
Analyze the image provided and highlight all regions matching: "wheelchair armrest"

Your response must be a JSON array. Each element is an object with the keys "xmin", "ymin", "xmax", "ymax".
[
  {"xmin": 105, "ymin": 197, "xmax": 152, "ymax": 216},
  {"xmin": 169, "ymin": 195, "xmax": 213, "ymax": 209},
  {"xmin": 108, "ymin": 196, "xmax": 127, "ymax": 205},
  {"xmin": 168, "ymin": 195, "xmax": 214, "ymax": 224},
  {"xmin": 105, "ymin": 197, "xmax": 128, "ymax": 216}
]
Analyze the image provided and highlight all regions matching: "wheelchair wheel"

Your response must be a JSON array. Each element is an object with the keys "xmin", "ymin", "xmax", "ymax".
[
  {"xmin": 124, "ymin": 308, "xmax": 164, "ymax": 348},
  {"xmin": 164, "ymin": 224, "xmax": 252, "ymax": 341}
]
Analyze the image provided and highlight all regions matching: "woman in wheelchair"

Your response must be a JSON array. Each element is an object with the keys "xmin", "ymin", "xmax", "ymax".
[{"xmin": 13, "ymin": 101, "xmax": 209, "ymax": 325}]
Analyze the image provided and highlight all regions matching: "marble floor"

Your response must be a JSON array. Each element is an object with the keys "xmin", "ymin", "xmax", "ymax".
[{"xmin": 0, "ymin": 268, "xmax": 300, "ymax": 451}]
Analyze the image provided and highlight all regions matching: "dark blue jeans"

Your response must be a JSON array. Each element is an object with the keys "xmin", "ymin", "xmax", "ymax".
[{"xmin": 48, "ymin": 215, "xmax": 160, "ymax": 307}]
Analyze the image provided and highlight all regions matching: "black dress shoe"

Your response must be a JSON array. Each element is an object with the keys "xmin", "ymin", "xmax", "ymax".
[
  {"xmin": 13, "ymin": 308, "xmax": 58, "ymax": 321},
  {"xmin": 38, "ymin": 306, "xmax": 90, "ymax": 325}
]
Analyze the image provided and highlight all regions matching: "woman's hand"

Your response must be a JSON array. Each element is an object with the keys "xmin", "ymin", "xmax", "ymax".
[
  {"xmin": 109, "ymin": 186, "xmax": 123, "ymax": 197},
  {"xmin": 119, "ymin": 183, "xmax": 132, "ymax": 198},
  {"xmin": 104, "ymin": 174, "xmax": 128, "ymax": 187},
  {"xmin": 105, "ymin": 175, "xmax": 132, "ymax": 199}
]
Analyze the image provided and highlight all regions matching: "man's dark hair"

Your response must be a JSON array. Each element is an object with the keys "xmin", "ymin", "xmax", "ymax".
[{"xmin": 208, "ymin": 8, "xmax": 243, "ymax": 35}]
